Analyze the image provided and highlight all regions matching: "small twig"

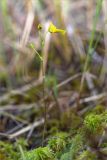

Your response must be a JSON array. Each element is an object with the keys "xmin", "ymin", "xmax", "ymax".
[
  {"xmin": 78, "ymin": 92, "xmax": 106, "ymax": 115},
  {"xmin": 57, "ymin": 73, "xmax": 81, "ymax": 88},
  {"xmin": 0, "ymin": 103, "xmax": 38, "ymax": 111},
  {"xmin": 80, "ymin": 92, "xmax": 106, "ymax": 104},
  {"xmin": 8, "ymin": 118, "xmax": 44, "ymax": 139},
  {"xmin": 0, "ymin": 111, "xmax": 28, "ymax": 124},
  {"xmin": 7, "ymin": 124, "xmax": 24, "ymax": 134}
]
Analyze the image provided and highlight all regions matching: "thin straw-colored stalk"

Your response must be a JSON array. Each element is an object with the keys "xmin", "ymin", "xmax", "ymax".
[
  {"xmin": 20, "ymin": 0, "xmax": 35, "ymax": 47},
  {"xmin": 86, "ymin": 0, "xmax": 94, "ymax": 29}
]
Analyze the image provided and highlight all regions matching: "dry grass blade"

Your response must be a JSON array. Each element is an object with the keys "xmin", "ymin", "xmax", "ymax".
[{"xmin": 8, "ymin": 118, "xmax": 44, "ymax": 139}]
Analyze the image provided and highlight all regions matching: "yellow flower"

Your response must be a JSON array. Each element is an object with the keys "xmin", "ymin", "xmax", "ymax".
[
  {"xmin": 48, "ymin": 22, "xmax": 66, "ymax": 35},
  {"xmin": 38, "ymin": 24, "xmax": 42, "ymax": 30}
]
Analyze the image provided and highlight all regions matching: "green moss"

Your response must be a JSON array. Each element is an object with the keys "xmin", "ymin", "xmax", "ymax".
[
  {"xmin": 0, "ymin": 152, "xmax": 7, "ymax": 160},
  {"xmin": 60, "ymin": 110, "xmax": 82, "ymax": 132},
  {"xmin": 76, "ymin": 150, "xmax": 97, "ymax": 160},
  {"xmin": 101, "ymin": 111, "xmax": 107, "ymax": 123},
  {"xmin": 48, "ymin": 132, "xmax": 68, "ymax": 153},
  {"xmin": 60, "ymin": 152, "xmax": 70, "ymax": 160},
  {"xmin": 0, "ymin": 141, "xmax": 20, "ymax": 160},
  {"xmin": 48, "ymin": 127, "xmax": 59, "ymax": 135},
  {"xmin": 92, "ymin": 105, "xmax": 105, "ymax": 114},
  {"xmin": 0, "ymin": 138, "xmax": 28, "ymax": 160},
  {"xmin": 47, "ymin": 119, "xmax": 59, "ymax": 135},
  {"xmin": 23, "ymin": 147, "xmax": 55, "ymax": 160},
  {"xmin": 69, "ymin": 134, "xmax": 84, "ymax": 159},
  {"xmin": 84, "ymin": 113, "xmax": 103, "ymax": 133},
  {"xmin": 59, "ymin": 133, "xmax": 84, "ymax": 160},
  {"xmin": 100, "ymin": 142, "xmax": 107, "ymax": 148}
]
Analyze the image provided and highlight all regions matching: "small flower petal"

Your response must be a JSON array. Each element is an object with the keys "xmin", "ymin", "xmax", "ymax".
[
  {"xmin": 48, "ymin": 22, "xmax": 57, "ymax": 33},
  {"xmin": 48, "ymin": 22, "xmax": 66, "ymax": 34}
]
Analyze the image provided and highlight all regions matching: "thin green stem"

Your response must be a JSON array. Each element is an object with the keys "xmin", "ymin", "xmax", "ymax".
[
  {"xmin": 38, "ymin": 31, "xmax": 48, "ymax": 146},
  {"xmin": 79, "ymin": 0, "xmax": 103, "ymax": 94},
  {"xmin": 30, "ymin": 31, "xmax": 47, "ymax": 146},
  {"xmin": 29, "ymin": 43, "xmax": 43, "ymax": 61},
  {"xmin": 41, "ymin": 61, "xmax": 47, "ymax": 146}
]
